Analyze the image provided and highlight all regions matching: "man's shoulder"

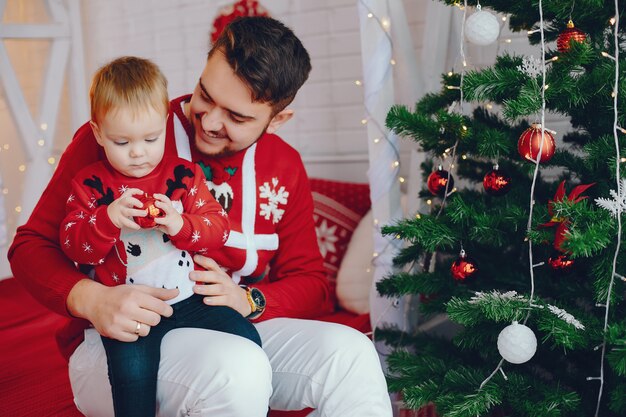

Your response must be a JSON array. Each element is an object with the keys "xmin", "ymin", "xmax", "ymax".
[{"xmin": 257, "ymin": 133, "xmax": 302, "ymax": 161}]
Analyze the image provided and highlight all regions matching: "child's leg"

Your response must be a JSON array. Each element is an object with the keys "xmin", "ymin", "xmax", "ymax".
[
  {"xmin": 175, "ymin": 294, "xmax": 262, "ymax": 347},
  {"xmin": 101, "ymin": 322, "xmax": 169, "ymax": 417}
]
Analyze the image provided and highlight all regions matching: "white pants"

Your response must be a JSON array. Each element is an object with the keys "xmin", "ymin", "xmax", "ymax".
[{"xmin": 69, "ymin": 318, "xmax": 392, "ymax": 417}]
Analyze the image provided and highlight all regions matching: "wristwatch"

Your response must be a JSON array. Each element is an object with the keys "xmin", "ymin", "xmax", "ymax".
[{"xmin": 241, "ymin": 285, "xmax": 266, "ymax": 319}]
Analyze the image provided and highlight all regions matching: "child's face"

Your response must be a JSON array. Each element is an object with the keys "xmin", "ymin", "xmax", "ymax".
[{"xmin": 91, "ymin": 106, "xmax": 167, "ymax": 178}]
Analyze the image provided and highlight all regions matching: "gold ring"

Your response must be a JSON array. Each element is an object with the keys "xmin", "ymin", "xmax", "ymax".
[{"xmin": 135, "ymin": 321, "xmax": 141, "ymax": 335}]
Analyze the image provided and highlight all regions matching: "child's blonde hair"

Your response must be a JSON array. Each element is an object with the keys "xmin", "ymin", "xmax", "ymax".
[{"xmin": 90, "ymin": 56, "xmax": 168, "ymax": 123}]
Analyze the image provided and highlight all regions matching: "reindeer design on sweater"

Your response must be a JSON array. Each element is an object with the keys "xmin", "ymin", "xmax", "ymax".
[{"xmin": 61, "ymin": 157, "xmax": 229, "ymax": 305}]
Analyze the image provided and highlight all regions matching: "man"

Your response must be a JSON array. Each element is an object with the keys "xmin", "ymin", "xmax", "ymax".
[{"xmin": 9, "ymin": 16, "xmax": 392, "ymax": 416}]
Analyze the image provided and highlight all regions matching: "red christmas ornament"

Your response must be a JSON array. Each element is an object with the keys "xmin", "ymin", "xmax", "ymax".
[
  {"xmin": 557, "ymin": 20, "xmax": 587, "ymax": 53},
  {"xmin": 517, "ymin": 124, "xmax": 556, "ymax": 163},
  {"xmin": 450, "ymin": 250, "xmax": 478, "ymax": 281},
  {"xmin": 483, "ymin": 166, "xmax": 512, "ymax": 196},
  {"xmin": 548, "ymin": 252, "xmax": 575, "ymax": 273},
  {"xmin": 211, "ymin": 0, "xmax": 269, "ymax": 44},
  {"xmin": 427, "ymin": 167, "xmax": 454, "ymax": 197},
  {"xmin": 134, "ymin": 194, "xmax": 165, "ymax": 228}
]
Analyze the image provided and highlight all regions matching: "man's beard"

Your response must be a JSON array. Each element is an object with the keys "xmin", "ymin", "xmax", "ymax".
[{"xmin": 195, "ymin": 124, "xmax": 269, "ymax": 158}]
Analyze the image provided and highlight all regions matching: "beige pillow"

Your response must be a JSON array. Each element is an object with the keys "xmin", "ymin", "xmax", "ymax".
[{"xmin": 336, "ymin": 210, "xmax": 374, "ymax": 314}]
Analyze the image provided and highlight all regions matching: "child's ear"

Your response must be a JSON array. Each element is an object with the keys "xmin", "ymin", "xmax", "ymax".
[
  {"xmin": 265, "ymin": 109, "xmax": 294, "ymax": 135},
  {"xmin": 90, "ymin": 120, "xmax": 104, "ymax": 146}
]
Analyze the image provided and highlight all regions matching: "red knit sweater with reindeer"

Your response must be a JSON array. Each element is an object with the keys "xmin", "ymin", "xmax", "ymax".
[{"xmin": 60, "ymin": 157, "xmax": 229, "ymax": 305}]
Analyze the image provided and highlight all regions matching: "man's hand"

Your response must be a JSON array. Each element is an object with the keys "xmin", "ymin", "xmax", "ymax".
[
  {"xmin": 152, "ymin": 193, "xmax": 184, "ymax": 236},
  {"xmin": 191, "ymin": 255, "xmax": 251, "ymax": 317},
  {"xmin": 107, "ymin": 188, "xmax": 146, "ymax": 230},
  {"xmin": 67, "ymin": 279, "xmax": 178, "ymax": 342}
]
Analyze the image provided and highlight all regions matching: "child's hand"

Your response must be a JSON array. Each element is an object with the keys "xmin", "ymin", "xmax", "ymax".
[
  {"xmin": 107, "ymin": 188, "xmax": 146, "ymax": 230},
  {"xmin": 152, "ymin": 193, "xmax": 184, "ymax": 236}
]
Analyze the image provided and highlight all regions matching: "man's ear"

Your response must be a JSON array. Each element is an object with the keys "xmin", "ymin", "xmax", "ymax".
[
  {"xmin": 89, "ymin": 120, "xmax": 104, "ymax": 146},
  {"xmin": 265, "ymin": 109, "xmax": 294, "ymax": 134}
]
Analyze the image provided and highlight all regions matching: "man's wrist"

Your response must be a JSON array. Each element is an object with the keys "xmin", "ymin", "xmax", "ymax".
[
  {"xmin": 240, "ymin": 285, "xmax": 266, "ymax": 320},
  {"xmin": 67, "ymin": 278, "xmax": 100, "ymax": 319}
]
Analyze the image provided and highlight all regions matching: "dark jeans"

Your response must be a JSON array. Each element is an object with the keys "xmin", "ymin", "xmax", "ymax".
[{"xmin": 101, "ymin": 294, "xmax": 261, "ymax": 417}]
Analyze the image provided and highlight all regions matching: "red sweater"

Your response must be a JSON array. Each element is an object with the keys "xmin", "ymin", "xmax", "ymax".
[
  {"xmin": 61, "ymin": 157, "xmax": 228, "ymax": 305},
  {"xmin": 9, "ymin": 95, "xmax": 333, "ymax": 358}
]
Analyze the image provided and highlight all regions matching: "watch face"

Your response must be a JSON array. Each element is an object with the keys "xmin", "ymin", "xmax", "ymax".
[{"xmin": 250, "ymin": 288, "xmax": 266, "ymax": 309}]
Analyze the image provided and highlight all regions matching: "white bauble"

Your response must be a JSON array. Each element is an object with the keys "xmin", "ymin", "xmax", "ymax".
[
  {"xmin": 465, "ymin": 8, "xmax": 500, "ymax": 46},
  {"xmin": 497, "ymin": 321, "xmax": 537, "ymax": 364}
]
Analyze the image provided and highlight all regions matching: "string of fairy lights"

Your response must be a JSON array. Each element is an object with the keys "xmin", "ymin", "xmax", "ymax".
[{"xmin": 590, "ymin": 0, "xmax": 622, "ymax": 414}]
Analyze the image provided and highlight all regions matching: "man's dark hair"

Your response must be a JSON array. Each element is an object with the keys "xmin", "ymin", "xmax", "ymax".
[{"xmin": 209, "ymin": 16, "xmax": 312, "ymax": 115}]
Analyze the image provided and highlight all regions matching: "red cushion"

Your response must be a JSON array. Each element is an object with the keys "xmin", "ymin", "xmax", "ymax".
[{"xmin": 309, "ymin": 178, "xmax": 371, "ymax": 305}]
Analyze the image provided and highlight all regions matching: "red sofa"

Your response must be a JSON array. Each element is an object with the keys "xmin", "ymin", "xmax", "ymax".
[{"xmin": 0, "ymin": 178, "xmax": 374, "ymax": 417}]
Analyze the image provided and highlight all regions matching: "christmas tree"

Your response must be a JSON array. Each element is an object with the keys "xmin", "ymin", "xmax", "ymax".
[{"xmin": 378, "ymin": 1, "xmax": 626, "ymax": 416}]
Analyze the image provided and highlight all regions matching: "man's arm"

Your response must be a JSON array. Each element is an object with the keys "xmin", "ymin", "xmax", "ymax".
[
  {"xmin": 8, "ymin": 123, "xmax": 102, "ymax": 316},
  {"xmin": 253, "ymin": 154, "xmax": 334, "ymax": 321}
]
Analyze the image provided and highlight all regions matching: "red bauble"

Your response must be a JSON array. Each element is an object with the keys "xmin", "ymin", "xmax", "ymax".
[
  {"xmin": 211, "ymin": 0, "xmax": 269, "ymax": 44},
  {"xmin": 548, "ymin": 252, "xmax": 575, "ymax": 273},
  {"xmin": 134, "ymin": 194, "xmax": 165, "ymax": 228},
  {"xmin": 427, "ymin": 168, "xmax": 454, "ymax": 197},
  {"xmin": 557, "ymin": 20, "xmax": 587, "ymax": 53},
  {"xmin": 483, "ymin": 167, "xmax": 512, "ymax": 196},
  {"xmin": 517, "ymin": 124, "xmax": 556, "ymax": 163},
  {"xmin": 450, "ymin": 250, "xmax": 478, "ymax": 281}
]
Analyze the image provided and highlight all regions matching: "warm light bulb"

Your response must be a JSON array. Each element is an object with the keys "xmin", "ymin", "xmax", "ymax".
[
  {"xmin": 37, "ymin": 139, "xmax": 45, "ymax": 146},
  {"xmin": 373, "ymin": 138, "xmax": 380, "ymax": 144},
  {"xmin": 367, "ymin": 13, "xmax": 373, "ymax": 18},
  {"xmin": 504, "ymin": 39, "xmax": 512, "ymax": 43},
  {"xmin": 355, "ymin": 80, "xmax": 362, "ymax": 86},
  {"xmin": 393, "ymin": 161, "xmax": 400, "ymax": 167},
  {"xmin": 501, "ymin": 16, "xmax": 507, "ymax": 21},
  {"xmin": 462, "ymin": 125, "xmax": 468, "ymax": 131},
  {"xmin": 447, "ymin": 71, "xmax": 453, "ymax": 76},
  {"xmin": 40, "ymin": 123, "xmax": 48, "ymax": 130},
  {"xmin": 15, "ymin": 206, "xmax": 22, "ymax": 213},
  {"xmin": 399, "ymin": 176, "xmax": 405, "ymax": 183},
  {"xmin": 381, "ymin": 17, "xmax": 390, "ymax": 30},
  {"xmin": 48, "ymin": 157, "xmax": 56, "ymax": 165},
  {"xmin": 461, "ymin": 154, "xmax": 467, "ymax": 160},
  {"xmin": 373, "ymin": 252, "xmax": 379, "ymax": 257},
  {"xmin": 18, "ymin": 165, "xmax": 26, "ymax": 172},
  {"xmin": 373, "ymin": 219, "xmax": 379, "ymax": 225},
  {"xmin": 426, "ymin": 199, "xmax": 432, "ymax": 205},
  {"xmin": 390, "ymin": 59, "xmax": 396, "ymax": 65},
  {"xmin": 621, "ymin": 157, "xmax": 626, "ymax": 163},
  {"xmin": 3, "ymin": 144, "xmax": 9, "ymax": 150},
  {"xmin": 415, "ymin": 214, "xmax": 421, "ymax": 219},
  {"xmin": 2, "ymin": 188, "xmax": 8, "ymax": 195},
  {"xmin": 361, "ymin": 118, "xmax": 368, "ymax": 125},
  {"xmin": 610, "ymin": 17, "xmax": 616, "ymax": 25}
]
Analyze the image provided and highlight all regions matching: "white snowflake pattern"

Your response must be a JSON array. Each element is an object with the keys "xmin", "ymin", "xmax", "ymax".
[
  {"xmin": 547, "ymin": 304, "xmax": 585, "ymax": 330},
  {"xmin": 112, "ymin": 273, "xmax": 120, "ymax": 283},
  {"xmin": 67, "ymin": 194, "xmax": 75, "ymax": 203},
  {"xmin": 517, "ymin": 55, "xmax": 543, "ymax": 78},
  {"xmin": 219, "ymin": 208, "xmax": 228, "ymax": 217},
  {"xmin": 98, "ymin": 258, "xmax": 105, "ymax": 265},
  {"xmin": 595, "ymin": 179, "xmax": 626, "ymax": 217},
  {"xmin": 88, "ymin": 214, "xmax": 97, "ymax": 225},
  {"xmin": 76, "ymin": 211, "xmax": 85, "ymax": 220},
  {"xmin": 195, "ymin": 198, "xmax": 206, "ymax": 208},
  {"xmin": 64, "ymin": 237, "xmax": 71, "ymax": 247},
  {"xmin": 315, "ymin": 219, "xmax": 338, "ymax": 257},
  {"xmin": 82, "ymin": 242, "xmax": 93, "ymax": 253},
  {"xmin": 189, "ymin": 186, "xmax": 198, "ymax": 196},
  {"xmin": 191, "ymin": 230, "xmax": 201, "ymax": 243},
  {"xmin": 259, "ymin": 178, "xmax": 289, "ymax": 224},
  {"xmin": 64, "ymin": 221, "xmax": 76, "ymax": 231},
  {"xmin": 87, "ymin": 198, "xmax": 96, "ymax": 209},
  {"xmin": 202, "ymin": 217, "xmax": 212, "ymax": 226},
  {"xmin": 198, "ymin": 248, "xmax": 208, "ymax": 254},
  {"xmin": 222, "ymin": 231, "xmax": 229, "ymax": 242},
  {"xmin": 119, "ymin": 185, "xmax": 129, "ymax": 195}
]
